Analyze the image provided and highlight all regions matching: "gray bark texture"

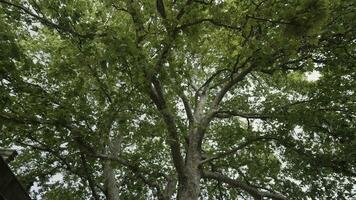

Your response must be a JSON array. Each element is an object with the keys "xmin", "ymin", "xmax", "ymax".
[
  {"xmin": 177, "ymin": 136, "xmax": 202, "ymax": 200},
  {"xmin": 104, "ymin": 160, "xmax": 120, "ymax": 200},
  {"xmin": 103, "ymin": 137, "xmax": 121, "ymax": 200}
]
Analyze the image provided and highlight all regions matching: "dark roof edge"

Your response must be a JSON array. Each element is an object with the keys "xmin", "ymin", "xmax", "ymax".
[
  {"xmin": 0, "ymin": 156, "xmax": 31, "ymax": 200},
  {"xmin": 0, "ymin": 148, "xmax": 18, "ymax": 163}
]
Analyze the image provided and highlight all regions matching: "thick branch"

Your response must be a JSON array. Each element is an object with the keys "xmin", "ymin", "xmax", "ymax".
[
  {"xmin": 86, "ymin": 64, "xmax": 113, "ymax": 103},
  {"xmin": 16, "ymin": 140, "xmax": 105, "ymax": 194},
  {"xmin": 212, "ymin": 63, "xmax": 256, "ymax": 107},
  {"xmin": 192, "ymin": 0, "xmax": 213, "ymax": 6},
  {"xmin": 202, "ymin": 171, "xmax": 287, "ymax": 200},
  {"xmin": 156, "ymin": 0, "xmax": 167, "ymax": 19},
  {"xmin": 126, "ymin": 1, "xmax": 185, "ymax": 181},
  {"xmin": 176, "ymin": 0, "xmax": 193, "ymax": 20},
  {"xmin": 91, "ymin": 153, "xmax": 167, "ymax": 198},
  {"xmin": 80, "ymin": 154, "xmax": 100, "ymax": 200},
  {"xmin": 180, "ymin": 93, "xmax": 194, "ymax": 124},
  {"xmin": 196, "ymin": 68, "xmax": 230, "ymax": 96},
  {"xmin": 147, "ymin": 82, "xmax": 185, "ymax": 177}
]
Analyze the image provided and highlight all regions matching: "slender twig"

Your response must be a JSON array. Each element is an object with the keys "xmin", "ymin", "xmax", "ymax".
[
  {"xmin": 246, "ymin": 15, "xmax": 292, "ymax": 25},
  {"xmin": 214, "ymin": 110, "xmax": 269, "ymax": 119}
]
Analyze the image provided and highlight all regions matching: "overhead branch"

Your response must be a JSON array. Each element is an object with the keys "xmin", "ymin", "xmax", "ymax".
[
  {"xmin": 343, "ymin": 47, "xmax": 356, "ymax": 60},
  {"xmin": 126, "ymin": 3, "xmax": 185, "ymax": 181},
  {"xmin": 76, "ymin": 138, "xmax": 166, "ymax": 183},
  {"xmin": 16, "ymin": 139, "xmax": 105, "ymax": 194},
  {"xmin": 146, "ymin": 79, "xmax": 185, "ymax": 178},
  {"xmin": 90, "ymin": 153, "xmax": 167, "ymax": 198},
  {"xmin": 177, "ymin": 18, "xmax": 242, "ymax": 31},
  {"xmin": 0, "ymin": 112, "xmax": 57, "ymax": 127},
  {"xmin": 276, "ymin": 99, "xmax": 315, "ymax": 113},
  {"xmin": 0, "ymin": 0, "xmax": 94, "ymax": 38},
  {"xmin": 202, "ymin": 171, "xmax": 287, "ymax": 200},
  {"xmin": 176, "ymin": 0, "xmax": 193, "ymax": 20},
  {"xmin": 214, "ymin": 110, "xmax": 269, "ymax": 119},
  {"xmin": 196, "ymin": 68, "xmax": 230, "ymax": 97},
  {"xmin": 0, "ymin": 109, "xmax": 92, "ymax": 136},
  {"xmin": 126, "ymin": 1, "xmax": 147, "ymax": 44},
  {"xmin": 111, "ymin": 4, "xmax": 129, "ymax": 14},
  {"xmin": 271, "ymin": 136, "xmax": 356, "ymax": 177},
  {"xmin": 128, "ymin": 0, "xmax": 184, "ymax": 178},
  {"xmin": 68, "ymin": 129, "xmax": 167, "ymax": 198},
  {"xmin": 127, "ymin": 1, "xmax": 185, "ymax": 179},
  {"xmin": 80, "ymin": 154, "xmax": 100, "ymax": 200},
  {"xmin": 246, "ymin": 15, "xmax": 292, "ymax": 25},
  {"xmin": 192, "ymin": 0, "xmax": 213, "ymax": 6},
  {"xmin": 212, "ymin": 63, "xmax": 256, "ymax": 108},
  {"xmin": 155, "ymin": 39, "xmax": 173, "ymax": 73},
  {"xmin": 180, "ymin": 93, "xmax": 194, "ymax": 124},
  {"xmin": 251, "ymin": 0, "xmax": 269, "ymax": 11},
  {"xmin": 259, "ymin": 52, "xmax": 314, "ymax": 75},
  {"xmin": 200, "ymin": 136, "xmax": 277, "ymax": 164},
  {"xmin": 86, "ymin": 64, "xmax": 113, "ymax": 104},
  {"xmin": 156, "ymin": 0, "xmax": 167, "ymax": 19}
]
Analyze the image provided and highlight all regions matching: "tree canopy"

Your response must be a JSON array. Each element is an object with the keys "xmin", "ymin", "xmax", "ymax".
[{"xmin": 0, "ymin": 0, "xmax": 355, "ymax": 199}]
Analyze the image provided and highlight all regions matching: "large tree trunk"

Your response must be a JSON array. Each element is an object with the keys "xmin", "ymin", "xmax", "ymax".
[
  {"xmin": 177, "ymin": 152, "xmax": 201, "ymax": 199},
  {"xmin": 103, "ymin": 160, "xmax": 120, "ymax": 200},
  {"xmin": 103, "ymin": 137, "xmax": 121, "ymax": 200},
  {"xmin": 177, "ymin": 127, "xmax": 205, "ymax": 200}
]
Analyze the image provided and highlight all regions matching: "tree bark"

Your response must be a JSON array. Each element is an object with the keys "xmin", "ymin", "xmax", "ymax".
[
  {"xmin": 177, "ymin": 133, "xmax": 201, "ymax": 200},
  {"xmin": 103, "ymin": 160, "xmax": 120, "ymax": 200},
  {"xmin": 102, "ymin": 136, "xmax": 121, "ymax": 200},
  {"xmin": 178, "ymin": 118, "xmax": 210, "ymax": 200},
  {"xmin": 176, "ymin": 90, "xmax": 215, "ymax": 200}
]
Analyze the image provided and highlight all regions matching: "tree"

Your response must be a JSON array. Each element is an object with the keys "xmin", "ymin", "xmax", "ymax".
[{"xmin": 0, "ymin": 0, "xmax": 355, "ymax": 199}]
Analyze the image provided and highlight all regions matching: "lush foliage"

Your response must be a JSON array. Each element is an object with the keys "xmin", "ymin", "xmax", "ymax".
[{"xmin": 0, "ymin": 0, "xmax": 355, "ymax": 199}]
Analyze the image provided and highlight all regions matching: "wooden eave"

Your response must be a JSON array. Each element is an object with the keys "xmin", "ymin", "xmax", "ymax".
[{"xmin": 0, "ymin": 149, "xmax": 31, "ymax": 200}]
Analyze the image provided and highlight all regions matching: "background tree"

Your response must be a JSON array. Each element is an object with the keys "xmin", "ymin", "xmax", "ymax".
[{"xmin": 0, "ymin": 0, "xmax": 355, "ymax": 199}]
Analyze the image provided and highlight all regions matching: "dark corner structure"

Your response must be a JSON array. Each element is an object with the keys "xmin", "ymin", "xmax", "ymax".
[{"xmin": 0, "ymin": 148, "xmax": 31, "ymax": 200}]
